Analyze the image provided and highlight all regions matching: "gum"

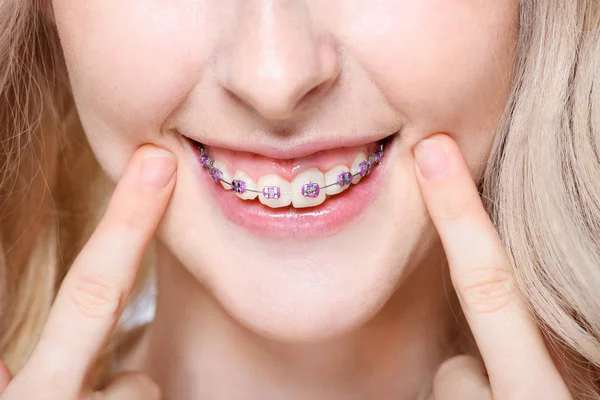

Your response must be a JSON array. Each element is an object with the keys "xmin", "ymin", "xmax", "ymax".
[{"xmin": 205, "ymin": 142, "xmax": 378, "ymax": 182}]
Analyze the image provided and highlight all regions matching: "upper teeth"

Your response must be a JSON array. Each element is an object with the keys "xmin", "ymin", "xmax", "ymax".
[
  {"xmin": 258, "ymin": 174, "xmax": 292, "ymax": 208},
  {"xmin": 292, "ymin": 168, "xmax": 326, "ymax": 208},
  {"xmin": 324, "ymin": 165, "xmax": 351, "ymax": 196},
  {"xmin": 350, "ymin": 153, "xmax": 367, "ymax": 185},
  {"xmin": 198, "ymin": 142, "xmax": 385, "ymax": 209}
]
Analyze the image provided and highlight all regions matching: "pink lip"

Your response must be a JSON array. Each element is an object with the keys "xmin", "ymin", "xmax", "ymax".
[
  {"xmin": 181, "ymin": 135, "xmax": 390, "ymax": 238},
  {"xmin": 175, "ymin": 128, "xmax": 394, "ymax": 160}
]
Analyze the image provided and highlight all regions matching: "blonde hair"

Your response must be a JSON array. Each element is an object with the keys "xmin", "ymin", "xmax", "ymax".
[{"xmin": 0, "ymin": 0, "xmax": 599, "ymax": 397}]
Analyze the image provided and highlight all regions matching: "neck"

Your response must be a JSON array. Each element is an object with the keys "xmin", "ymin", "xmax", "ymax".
[{"xmin": 127, "ymin": 240, "xmax": 456, "ymax": 400}]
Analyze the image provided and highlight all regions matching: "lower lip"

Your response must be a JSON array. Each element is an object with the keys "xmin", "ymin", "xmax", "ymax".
[{"xmin": 184, "ymin": 138, "xmax": 391, "ymax": 238}]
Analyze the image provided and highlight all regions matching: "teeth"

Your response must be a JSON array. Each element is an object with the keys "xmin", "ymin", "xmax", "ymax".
[
  {"xmin": 257, "ymin": 174, "xmax": 292, "ymax": 208},
  {"xmin": 291, "ymin": 168, "xmax": 326, "ymax": 208},
  {"xmin": 324, "ymin": 165, "xmax": 351, "ymax": 195},
  {"xmin": 350, "ymin": 153, "xmax": 367, "ymax": 184},
  {"xmin": 212, "ymin": 160, "xmax": 231, "ymax": 190},
  {"xmin": 232, "ymin": 170, "xmax": 258, "ymax": 200},
  {"xmin": 200, "ymin": 139, "xmax": 386, "ymax": 209}
]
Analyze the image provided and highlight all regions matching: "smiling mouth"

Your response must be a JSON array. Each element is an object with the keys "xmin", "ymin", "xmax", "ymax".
[{"xmin": 184, "ymin": 134, "xmax": 395, "ymax": 210}]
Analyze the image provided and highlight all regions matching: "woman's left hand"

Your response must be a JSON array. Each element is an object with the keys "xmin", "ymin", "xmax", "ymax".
[{"xmin": 413, "ymin": 133, "xmax": 573, "ymax": 400}]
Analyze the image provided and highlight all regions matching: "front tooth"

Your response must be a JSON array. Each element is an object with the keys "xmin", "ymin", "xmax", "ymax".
[
  {"xmin": 292, "ymin": 168, "xmax": 326, "ymax": 208},
  {"xmin": 257, "ymin": 174, "xmax": 292, "ymax": 208},
  {"xmin": 324, "ymin": 165, "xmax": 351, "ymax": 196},
  {"xmin": 350, "ymin": 153, "xmax": 367, "ymax": 184},
  {"xmin": 232, "ymin": 170, "xmax": 258, "ymax": 200},
  {"xmin": 212, "ymin": 160, "xmax": 232, "ymax": 190}
]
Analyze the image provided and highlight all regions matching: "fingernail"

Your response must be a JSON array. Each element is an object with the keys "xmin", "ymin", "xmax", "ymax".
[
  {"xmin": 139, "ymin": 148, "xmax": 177, "ymax": 189},
  {"xmin": 414, "ymin": 138, "xmax": 448, "ymax": 181}
]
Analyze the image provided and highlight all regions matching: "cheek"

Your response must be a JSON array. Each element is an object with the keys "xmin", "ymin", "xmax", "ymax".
[
  {"xmin": 339, "ymin": 0, "xmax": 518, "ymax": 140},
  {"xmin": 53, "ymin": 0, "xmax": 211, "ymax": 178}
]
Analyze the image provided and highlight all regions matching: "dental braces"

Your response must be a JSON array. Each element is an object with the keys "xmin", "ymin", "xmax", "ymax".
[{"xmin": 196, "ymin": 140, "xmax": 387, "ymax": 199}]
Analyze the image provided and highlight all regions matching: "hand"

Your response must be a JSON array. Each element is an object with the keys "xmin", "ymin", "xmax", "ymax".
[
  {"xmin": 0, "ymin": 144, "xmax": 177, "ymax": 400},
  {"xmin": 414, "ymin": 134, "xmax": 573, "ymax": 399}
]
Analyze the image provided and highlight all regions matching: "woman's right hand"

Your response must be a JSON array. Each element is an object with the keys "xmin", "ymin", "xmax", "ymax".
[{"xmin": 0, "ymin": 144, "xmax": 177, "ymax": 400}]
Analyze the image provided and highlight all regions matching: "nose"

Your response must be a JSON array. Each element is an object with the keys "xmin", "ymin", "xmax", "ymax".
[{"xmin": 215, "ymin": 1, "xmax": 340, "ymax": 120}]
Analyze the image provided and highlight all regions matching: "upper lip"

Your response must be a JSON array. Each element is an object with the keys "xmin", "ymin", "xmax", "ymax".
[{"xmin": 176, "ymin": 129, "xmax": 396, "ymax": 159}]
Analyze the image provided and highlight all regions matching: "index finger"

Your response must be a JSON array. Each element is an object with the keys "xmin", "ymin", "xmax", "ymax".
[
  {"xmin": 412, "ymin": 134, "xmax": 570, "ymax": 398},
  {"xmin": 25, "ymin": 144, "xmax": 176, "ymax": 393}
]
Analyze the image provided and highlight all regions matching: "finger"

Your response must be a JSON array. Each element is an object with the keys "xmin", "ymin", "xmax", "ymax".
[
  {"xmin": 413, "ymin": 134, "xmax": 571, "ymax": 398},
  {"xmin": 432, "ymin": 355, "xmax": 491, "ymax": 400},
  {"xmin": 0, "ymin": 359, "xmax": 13, "ymax": 394},
  {"xmin": 85, "ymin": 372, "xmax": 161, "ymax": 400},
  {"xmin": 26, "ymin": 145, "xmax": 176, "ymax": 393}
]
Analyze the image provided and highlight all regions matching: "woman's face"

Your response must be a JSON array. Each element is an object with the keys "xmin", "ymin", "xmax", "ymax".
[{"xmin": 51, "ymin": 1, "xmax": 519, "ymax": 340}]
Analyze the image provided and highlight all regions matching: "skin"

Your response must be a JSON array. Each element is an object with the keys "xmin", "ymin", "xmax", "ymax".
[{"xmin": 0, "ymin": 1, "xmax": 574, "ymax": 399}]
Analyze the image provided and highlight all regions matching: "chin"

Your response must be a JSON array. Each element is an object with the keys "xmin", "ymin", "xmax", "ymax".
[{"xmin": 155, "ymin": 128, "xmax": 433, "ymax": 343}]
